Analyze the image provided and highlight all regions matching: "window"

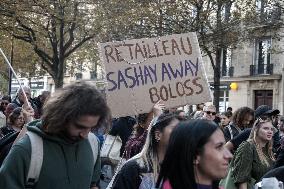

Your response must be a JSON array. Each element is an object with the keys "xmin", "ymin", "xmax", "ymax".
[
  {"xmin": 191, "ymin": 6, "xmax": 197, "ymax": 17},
  {"xmin": 90, "ymin": 71, "xmax": 97, "ymax": 80},
  {"xmin": 75, "ymin": 73, "xmax": 83, "ymax": 80},
  {"xmin": 221, "ymin": 48, "xmax": 232, "ymax": 77},
  {"xmin": 256, "ymin": 0, "xmax": 263, "ymax": 12},
  {"xmin": 219, "ymin": 90, "xmax": 229, "ymax": 113},
  {"xmin": 256, "ymin": 0, "xmax": 278, "ymax": 21},
  {"xmin": 256, "ymin": 0, "xmax": 272, "ymax": 14},
  {"xmin": 254, "ymin": 37, "xmax": 271, "ymax": 74}
]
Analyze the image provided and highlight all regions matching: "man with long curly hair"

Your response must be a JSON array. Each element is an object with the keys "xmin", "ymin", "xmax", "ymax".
[
  {"xmin": 223, "ymin": 107, "xmax": 254, "ymax": 142},
  {"xmin": 0, "ymin": 81, "xmax": 110, "ymax": 189}
]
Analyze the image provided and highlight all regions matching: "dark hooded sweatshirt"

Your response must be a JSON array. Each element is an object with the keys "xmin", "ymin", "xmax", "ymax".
[{"xmin": 0, "ymin": 120, "xmax": 101, "ymax": 189}]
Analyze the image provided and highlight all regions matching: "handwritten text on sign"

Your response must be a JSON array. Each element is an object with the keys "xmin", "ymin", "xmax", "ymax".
[{"xmin": 99, "ymin": 33, "xmax": 211, "ymax": 117}]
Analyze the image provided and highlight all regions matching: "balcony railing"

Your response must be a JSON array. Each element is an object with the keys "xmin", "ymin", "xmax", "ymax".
[
  {"xmin": 259, "ymin": 7, "xmax": 281, "ymax": 23},
  {"xmin": 250, "ymin": 64, "xmax": 273, "ymax": 75},
  {"xmin": 244, "ymin": 6, "xmax": 281, "ymax": 28}
]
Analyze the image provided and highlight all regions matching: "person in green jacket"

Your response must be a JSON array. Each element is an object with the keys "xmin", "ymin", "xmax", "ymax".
[
  {"xmin": 225, "ymin": 116, "xmax": 275, "ymax": 189},
  {"xmin": 0, "ymin": 81, "xmax": 110, "ymax": 189}
]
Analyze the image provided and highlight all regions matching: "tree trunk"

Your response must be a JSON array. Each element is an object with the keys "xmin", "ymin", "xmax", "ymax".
[
  {"xmin": 213, "ymin": 48, "xmax": 222, "ymax": 112},
  {"xmin": 52, "ymin": 58, "xmax": 64, "ymax": 88},
  {"xmin": 53, "ymin": 74, "xmax": 64, "ymax": 88}
]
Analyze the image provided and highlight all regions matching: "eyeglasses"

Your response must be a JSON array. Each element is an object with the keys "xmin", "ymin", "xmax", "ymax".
[
  {"xmin": 206, "ymin": 111, "xmax": 216, "ymax": 116},
  {"xmin": 1, "ymin": 102, "xmax": 8, "ymax": 106}
]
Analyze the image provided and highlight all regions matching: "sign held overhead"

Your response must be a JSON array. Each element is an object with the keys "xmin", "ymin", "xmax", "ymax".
[{"xmin": 99, "ymin": 33, "xmax": 211, "ymax": 117}]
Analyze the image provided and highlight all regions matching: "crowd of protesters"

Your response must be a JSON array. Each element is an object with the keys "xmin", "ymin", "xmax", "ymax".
[
  {"xmin": 0, "ymin": 81, "xmax": 283, "ymax": 189},
  {"xmin": 107, "ymin": 103, "xmax": 284, "ymax": 189},
  {"xmin": 0, "ymin": 87, "xmax": 50, "ymax": 129}
]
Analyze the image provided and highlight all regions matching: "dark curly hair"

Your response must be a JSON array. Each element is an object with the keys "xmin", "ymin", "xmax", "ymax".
[
  {"xmin": 41, "ymin": 81, "xmax": 111, "ymax": 135},
  {"xmin": 232, "ymin": 107, "xmax": 254, "ymax": 128},
  {"xmin": 8, "ymin": 107, "xmax": 22, "ymax": 125}
]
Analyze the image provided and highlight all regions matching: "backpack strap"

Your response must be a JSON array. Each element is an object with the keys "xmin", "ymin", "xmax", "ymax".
[
  {"xmin": 25, "ymin": 131, "xmax": 43, "ymax": 188},
  {"xmin": 24, "ymin": 132, "xmax": 97, "ymax": 188},
  {"xmin": 88, "ymin": 132, "xmax": 99, "ymax": 165}
]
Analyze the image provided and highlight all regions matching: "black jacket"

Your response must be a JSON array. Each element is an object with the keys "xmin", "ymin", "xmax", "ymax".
[
  {"xmin": 109, "ymin": 116, "xmax": 136, "ymax": 156},
  {"xmin": 223, "ymin": 123, "xmax": 242, "ymax": 142}
]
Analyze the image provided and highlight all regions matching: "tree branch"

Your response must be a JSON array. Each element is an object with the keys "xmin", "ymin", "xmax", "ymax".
[
  {"xmin": 65, "ymin": 35, "xmax": 95, "ymax": 58},
  {"xmin": 63, "ymin": 2, "xmax": 79, "ymax": 52},
  {"xmin": 33, "ymin": 46, "xmax": 53, "ymax": 65},
  {"xmin": 14, "ymin": 17, "xmax": 37, "ymax": 42}
]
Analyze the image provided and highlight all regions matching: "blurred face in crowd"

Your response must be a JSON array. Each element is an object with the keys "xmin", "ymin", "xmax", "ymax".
[
  {"xmin": 278, "ymin": 118, "xmax": 284, "ymax": 132},
  {"xmin": 178, "ymin": 111, "xmax": 186, "ymax": 120},
  {"xmin": 14, "ymin": 112, "xmax": 25, "ymax": 128},
  {"xmin": 195, "ymin": 129, "xmax": 232, "ymax": 183},
  {"xmin": 220, "ymin": 115, "xmax": 230, "ymax": 127},
  {"xmin": 242, "ymin": 113, "xmax": 254, "ymax": 127},
  {"xmin": 156, "ymin": 119, "xmax": 179, "ymax": 149},
  {"xmin": 168, "ymin": 107, "xmax": 177, "ymax": 113},
  {"xmin": 203, "ymin": 107, "xmax": 216, "ymax": 121},
  {"xmin": 18, "ymin": 89, "xmax": 31, "ymax": 103},
  {"xmin": 271, "ymin": 114, "xmax": 280, "ymax": 127},
  {"xmin": 0, "ymin": 100, "xmax": 9, "ymax": 111},
  {"xmin": 66, "ymin": 115, "xmax": 100, "ymax": 142},
  {"xmin": 4, "ymin": 103, "xmax": 16, "ymax": 117},
  {"xmin": 198, "ymin": 104, "xmax": 205, "ymax": 111},
  {"xmin": 257, "ymin": 121, "xmax": 274, "ymax": 142}
]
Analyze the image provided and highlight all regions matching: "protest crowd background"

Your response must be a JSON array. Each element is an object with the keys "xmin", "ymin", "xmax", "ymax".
[
  {"xmin": 0, "ymin": 82, "xmax": 283, "ymax": 189},
  {"xmin": 0, "ymin": 3, "xmax": 284, "ymax": 186}
]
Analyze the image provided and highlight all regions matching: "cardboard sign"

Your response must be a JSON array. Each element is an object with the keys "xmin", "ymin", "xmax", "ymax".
[{"xmin": 99, "ymin": 33, "xmax": 211, "ymax": 117}]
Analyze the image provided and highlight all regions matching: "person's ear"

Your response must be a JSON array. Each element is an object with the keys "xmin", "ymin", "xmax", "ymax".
[
  {"xmin": 194, "ymin": 155, "xmax": 200, "ymax": 165},
  {"xmin": 154, "ymin": 130, "xmax": 162, "ymax": 142}
]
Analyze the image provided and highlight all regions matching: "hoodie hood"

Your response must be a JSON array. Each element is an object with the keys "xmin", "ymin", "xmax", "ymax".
[{"xmin": 27, "ymin": 119, "xmax": 81, "ymax": 145}]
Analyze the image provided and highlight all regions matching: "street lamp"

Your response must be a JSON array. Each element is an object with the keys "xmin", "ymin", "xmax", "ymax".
[{"xmin": 230, "ymin": 82, "xmax": 238, "ymax": 91}]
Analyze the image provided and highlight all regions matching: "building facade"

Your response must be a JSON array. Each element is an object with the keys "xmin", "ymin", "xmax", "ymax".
[
  {"xmin": 204, "ymin": 32, "xmax": 284, "ymax": 113},
  {"xmin": 46, "ymin": 62, "xmax": 106, "ymax": 93},
  {"xmin": 203, "ymin": 0, "xmax": 284, "ymax": 113},
  {"xmin": 11, "ymin": 76, "xmax": 49, "ymax": 98}
]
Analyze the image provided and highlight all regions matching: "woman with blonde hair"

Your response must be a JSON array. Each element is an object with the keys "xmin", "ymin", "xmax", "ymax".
[
  {"xmin": 111, "ymin": 112, "xmax": 180, "ymax": 189},
  {"xmin": 223, "ymin": 116, "xmax": 275, "ymax": 189}
]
